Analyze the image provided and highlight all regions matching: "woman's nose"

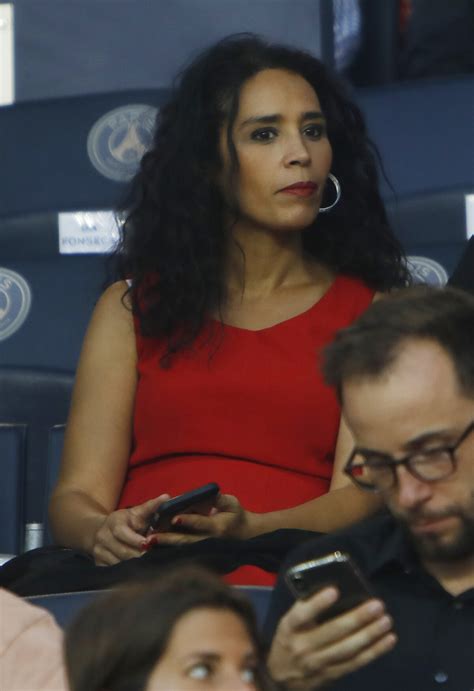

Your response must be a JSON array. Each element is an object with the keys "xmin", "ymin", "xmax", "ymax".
[
  {"xmin": 283, "ymin": 135, "xmax": 311, "ymax": 167},
  {"xmin": 219, "ymin": 670, "xmax": 256, "ymax": 690}
]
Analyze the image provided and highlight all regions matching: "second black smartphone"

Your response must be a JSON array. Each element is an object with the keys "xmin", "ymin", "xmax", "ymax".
[
  {"xmin": 148, "ymin": 482, "xmax": 220, "ymax": 532},
  {"xmin": 285, "ymin": 551, "xmax": 374, "ymax": 624}
]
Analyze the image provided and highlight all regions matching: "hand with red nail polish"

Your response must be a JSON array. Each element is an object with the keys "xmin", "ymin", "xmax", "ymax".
[{"xmin": 90, "ymin": 494, "xmax": 170, "ymax": 565}]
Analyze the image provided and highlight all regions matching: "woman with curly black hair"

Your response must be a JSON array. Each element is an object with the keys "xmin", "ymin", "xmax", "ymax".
[{"xmin": 50, "ymin": 35, "xmax": 409, "ymax": 582}]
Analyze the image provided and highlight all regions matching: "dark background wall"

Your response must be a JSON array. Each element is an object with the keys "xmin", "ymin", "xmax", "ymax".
[{"xmin": 8, "ymin": 0, "xmax": 334, "ymax": 102}]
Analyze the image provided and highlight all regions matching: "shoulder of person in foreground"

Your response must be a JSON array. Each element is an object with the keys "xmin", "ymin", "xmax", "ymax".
[
  {"xmin": 263, "ymin": 510, "xmax": 396, "ymax": 640},
  {"xmin": 0, "ymin": 587, "xmax": 68, "ymax": 690}
]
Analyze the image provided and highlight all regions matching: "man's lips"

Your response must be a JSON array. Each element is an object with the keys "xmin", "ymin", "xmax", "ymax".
[
  {"xmin": 410, "ymin": 515, "xmax": 456, "ymax": 534},
  {"xmin": 278, "ymin": 182, "xmax": 318, "ymax": 197}
]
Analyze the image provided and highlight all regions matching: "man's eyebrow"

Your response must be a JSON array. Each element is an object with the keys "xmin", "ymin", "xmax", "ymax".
[
  {"xmin": 239, "ymin": 111, "xmax": 325, "ymax": 128},
  {"xmin": 403, "ymin": 428, "xmax": 455, "ymax": 450},
  {"xmin": 355, "ymin": 429, "xmax": 454, "ymax": 458}
]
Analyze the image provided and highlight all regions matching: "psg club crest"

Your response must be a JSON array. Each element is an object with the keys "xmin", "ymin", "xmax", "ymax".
[
  {"xmin": 0, "ymin": 268, "xmax": 32, "ymax": 342},
  {"xmin": 87, "ymin": 104, "xmax": 158, "ymax": 182},
  {"xmin": 407, "ymin": 256, "xmax": 448, "ymax": 286}
]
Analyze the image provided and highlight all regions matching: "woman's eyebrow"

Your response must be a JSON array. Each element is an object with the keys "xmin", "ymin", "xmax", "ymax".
[
  {"xmin": 179, "ymin": 648, "xmax": 256, "ymax": 663},
  {"xmin": 239, "ymin": 111, "xmax": 325, "ymax": 128},
  {"xmin": 179, "ymin": 651, "xmax": 220, "ymax": 663}
]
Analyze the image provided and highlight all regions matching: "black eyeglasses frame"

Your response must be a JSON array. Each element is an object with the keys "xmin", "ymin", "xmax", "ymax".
[{"xmin": 344, "ymin": 420, "xmax": 474, "ymax": 492}]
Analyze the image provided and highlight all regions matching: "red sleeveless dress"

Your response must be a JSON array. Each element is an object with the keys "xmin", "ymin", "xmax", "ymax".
[{"xmin": 117, "ymin": 275, "xmax": 374, "ymax": 583}]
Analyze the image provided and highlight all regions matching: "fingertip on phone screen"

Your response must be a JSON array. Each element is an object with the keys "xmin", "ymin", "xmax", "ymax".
[{"xmin": 320, "ymin": 586, "xmax": 339, "ymax": 602}]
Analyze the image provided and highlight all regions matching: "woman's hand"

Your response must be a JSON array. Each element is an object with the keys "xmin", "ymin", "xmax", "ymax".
[
  {"xmin": 268, "ymin": 587, "xmax": 397, "ymax": 689},
  {"xmin": 92, "ymin": 494, "xmax": 170, "ymax": 566},
  {"xmin": 142, "ymin": 493, "xmax": 254, "ymax": 547}
]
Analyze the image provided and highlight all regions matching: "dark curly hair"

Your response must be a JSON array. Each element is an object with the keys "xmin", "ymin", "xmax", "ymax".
[{"xmin": 116, "ymin": 34, "xmax": 409, "ymax": 364}]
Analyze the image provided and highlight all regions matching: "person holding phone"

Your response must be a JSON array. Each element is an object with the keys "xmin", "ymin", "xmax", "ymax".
[
  {"xmin": 265, "ymin": 287, "xmax": 474, "ymax": 690},
  {"xmin": 49, "ymin": 34, "xmax": 408, "ymax": 580}
]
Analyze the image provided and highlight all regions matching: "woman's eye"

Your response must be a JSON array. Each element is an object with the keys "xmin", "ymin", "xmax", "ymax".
[
  {"xmin": 187, "ymin": 663, "xmax": 211, "ymax": 680},
  {"xmin": 303, "ymin": 123, "xmax": 325, "ymax": 139},
  {"xmin": 241, "ymin": 666, "xmax": 256, "ymax": 683},
  {"xmin": 251, "ymin": 128, "xmax": 277, "ymax": 142}
]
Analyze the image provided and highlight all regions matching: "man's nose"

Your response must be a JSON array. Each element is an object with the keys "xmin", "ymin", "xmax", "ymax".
[{"xmin": 393, "ymin": 466, "xmax": 433, "ymax": 510}]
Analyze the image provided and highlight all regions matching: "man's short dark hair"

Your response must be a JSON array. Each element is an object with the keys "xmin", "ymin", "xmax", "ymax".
[{"xmin": 323, "ymin": 286, "xmax": 474, "ymax": 401}]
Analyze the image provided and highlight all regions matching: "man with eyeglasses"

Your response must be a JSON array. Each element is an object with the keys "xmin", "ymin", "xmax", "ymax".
[{"xmin": 266, "ymin": 286, "xmax": 474, "ymax": 690}]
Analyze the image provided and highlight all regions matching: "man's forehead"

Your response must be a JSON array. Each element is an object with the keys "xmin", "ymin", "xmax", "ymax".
[
  {"xmin": 341, "ymin": 340, "xmax": 472, "ymax": 450},
  {"xmin": 343, "ymin": 339, "xmax": 457, "ymax": 397}
]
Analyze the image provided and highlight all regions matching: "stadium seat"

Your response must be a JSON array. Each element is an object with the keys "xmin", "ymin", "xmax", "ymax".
[
  {"xmin": 449, "ymin": 236, "xmax": 474, "ymax": 294},
  {"xmin": 0, "ymin": 367, "xmax": 74, "ymax": 551},
  {"xmin": 354, "ymin": 77, "xmax": 473, "ymax": 281},
  {"xmin": 354, "ymin": 75, "xmax": 474, "ymax": 198},
  {"xmin": 44, "ymin": 425, "xmax": 66, "ymax": 542},
  {"xmin": 0, "ymin": 88, "xmax": 170, "ymax": 371},
  {"xmin": 0, "ymin": 213, "xmax": 107, "ymax": 371},
  {"xmin": 237, "ymin": 585, "xmax": 273, "ymax": 629},
  {"xmin": 0, "ymin": 89, "xmax": 168, "ymax": 552},
  {"xmin": 27, "ymin": 589, "xmax": 104, "ymax": 628},
  {"xmin": 28, "ymin": 585, "xmax": 273, "ymax": 630},
  {"xmin": 0, "ymin": 424, "xmax": 27, "ymax": 555},
  {"xmin": 385, "ymin": 187, "xmax": 473, "ymax": 282}
]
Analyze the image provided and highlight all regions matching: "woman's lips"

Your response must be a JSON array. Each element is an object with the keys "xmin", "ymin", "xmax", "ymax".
[{"xmin": 279, "ymin": 182, "xmax": 318, "ymax": 197}]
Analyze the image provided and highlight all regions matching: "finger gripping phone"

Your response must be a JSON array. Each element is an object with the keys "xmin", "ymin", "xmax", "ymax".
[
  {"xmin": 285, "ymin": 551, "xmax": 374, "ymax": 624},
  {"xmin": 148, "ymin": 482, "xmax": 220, "ymax": 532}
]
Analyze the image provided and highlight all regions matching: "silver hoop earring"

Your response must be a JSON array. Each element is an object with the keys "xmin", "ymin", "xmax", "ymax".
[{"xmin": 319, "ymin": 173, "xmax": 341, "ymax": 213}]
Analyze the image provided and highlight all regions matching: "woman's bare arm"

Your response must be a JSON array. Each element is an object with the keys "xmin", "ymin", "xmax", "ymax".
[
  {"xmin": 48, "ymin": 282, "xmax": 166, "ymax": 563},
  {"xmin": 246, "ymin": 412, "xmax": 382, "ymax": 536},
  {"xmin": 149, "ymin": 414, "xmax": 382, "ymax": 544}
]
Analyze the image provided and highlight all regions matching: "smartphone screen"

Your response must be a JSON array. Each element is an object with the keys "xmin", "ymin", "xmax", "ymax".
[
  {"xmin": 148, "ymin": 482, "xmax": 220, "ymax": 532},
  {"xmin": 285, "ymin": 551, "xmax": 374, "ymax": 623}
]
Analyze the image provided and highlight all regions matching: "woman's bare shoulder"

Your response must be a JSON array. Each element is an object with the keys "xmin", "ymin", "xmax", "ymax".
[
  {"xmin": 97, "ymin": 280, "xmax": 132, "ymax": 310},
  {"xmin": 89, "ymin": 281, "xmax": 134, "ymax": 329},
  {"xmin": 80, "ymin": 280, "xmax": 135, "ymax": 360}
]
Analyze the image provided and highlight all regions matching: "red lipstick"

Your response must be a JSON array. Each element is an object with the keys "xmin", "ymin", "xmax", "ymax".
[{"xmin": 279, "ymin": 181, "xmax": 318, "ymax": 197}]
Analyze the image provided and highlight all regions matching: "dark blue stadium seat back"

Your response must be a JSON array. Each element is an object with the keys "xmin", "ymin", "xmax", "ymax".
[
  {"xmin": 0, "ymin": 424, "xmax": 27, "ymax": 554},
  {"xmin": 44, "ymin": 425, "xmax": 66, "ymax": 543},
  {"xmin": 27, "ymin": 590, "xmax": 104, "ymax": 628},
  {"xmin": 29, "ymin": 586, "xmax": 273, "ymax": 630},
  {"xmin": 385, "ymin": 187, "xmax": 473, "ymax": 280},
  {"xmin": 236, "ymin": 586, "xmax": 273, "ymax": 629},
  {"xmin": 0, "ymin": 89, "xmax": 170, "ymax": 217},
  {"xmin": 0, "ymin": 367, "xmax": 74, "ymax": 533},
  {"xmin": 0, "ymin": 213, "xmax": 107, "ymax": 369},
  {"xmin": 0, "ymin": 89, "xmax": 170, "ymax": 371},
  {"xmin": 449, "ymin": 236, "xmax": 474, "ymax": 294},
  {"xmin": 354, "ymin": 76, "xmax": 474, "ymax": 198}
]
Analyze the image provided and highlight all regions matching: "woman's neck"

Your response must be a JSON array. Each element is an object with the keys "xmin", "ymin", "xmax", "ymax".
[{"xmin": 224, "ymin": 221, "xmax": 318, "ymax": 299}]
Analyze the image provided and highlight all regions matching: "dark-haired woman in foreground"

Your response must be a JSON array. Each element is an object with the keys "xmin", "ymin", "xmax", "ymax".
[
  {"xmin": 49, "ymin": 35, "xmax": 409, "ymax": 582},
  {"xmin": 65, "ymin": 567, "xmax": 277, "ymax": 691}
]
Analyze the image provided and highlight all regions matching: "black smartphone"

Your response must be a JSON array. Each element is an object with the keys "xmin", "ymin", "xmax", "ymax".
[
  {"xmin": 148, "ymin": 482, "xmax": 220, "ymax": 532},
  {"xmin": 285, "ymin": 551, "xmax": 374, "ymax": 624}
]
